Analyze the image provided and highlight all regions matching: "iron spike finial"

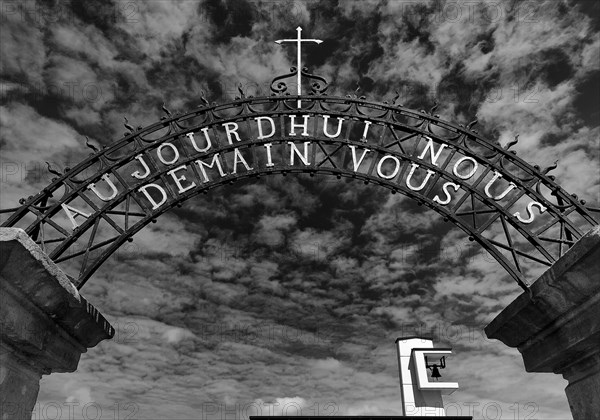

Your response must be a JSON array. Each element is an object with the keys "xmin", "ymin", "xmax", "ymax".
[
  {"xmin": 392, "ymin": 90, "xmax": 401, "ymax": 105},
  {"xmin": 200, "ymin": 90, "xmax": 210, "ymax": 106},
  {"xmin": 237, "ymin": 83, "xmax": 246, "ymax": 99},
  {"xmin": 543, "ymin": 160, "xmax": 559, "ymax": 175},
  {"xmin": 353, "ymin": 82, "xmax": 366, "ymax": 100},
  {"xmin": 467, "ymin": 118, "xmax": 478, "ymax": 130},
  {"xmin": 45, "ymin": 162, "xmax": 62, "ymax": 177},
  {"xmin": 429, "ymin": 101, "xmax": 439, "ymax": 115},
  {"xmin": 505, "ymin": 134, "xmax": 519, "ymax": 150},
  {"xmin": 85, "ymin": 136, "xmax": 99, "ymax": 153},
  {"xmin": 123, "ymin": 117, "xmax": 134, "ymax": 132}
]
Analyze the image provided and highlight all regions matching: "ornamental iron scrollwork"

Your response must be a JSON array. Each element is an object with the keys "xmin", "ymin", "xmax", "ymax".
[
  {"xmin": 269, "ymin": 66, "xmax": 329, "ymax": 97},
  {"xmin": 0, "ymin": 95, "xmax": 597, "ymax": 291},
  {"xmin": 270, "ymin": 66, "xmax": 297, "ymax": 95},
  {"xmin": 301, "ymin": 66, "xmax": 329, "ymax": 95},
  {"xmin": 1, "ymin": 26, "xmax": 598, "ymax": 291}
]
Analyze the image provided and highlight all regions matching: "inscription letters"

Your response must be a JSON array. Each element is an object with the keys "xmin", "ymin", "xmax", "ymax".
[{"xmin": 65, "ymin": 113, "xmax": 546, "ymax": 228}]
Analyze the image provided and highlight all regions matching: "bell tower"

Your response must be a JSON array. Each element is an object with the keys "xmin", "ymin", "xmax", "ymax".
[{"xmin": 396, "ymin": 336, "xmax": 459, "ymax": 416}]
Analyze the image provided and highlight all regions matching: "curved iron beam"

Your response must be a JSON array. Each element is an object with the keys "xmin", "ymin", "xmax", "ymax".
[{"xmin": 1, "ymin": 96, "xmax": 597, "ymax": 290}]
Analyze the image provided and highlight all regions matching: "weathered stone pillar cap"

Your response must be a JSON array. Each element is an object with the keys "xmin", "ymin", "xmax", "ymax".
[{"xmin": 0, "ymin": 227, "xmax": 114, "ymax": 348}]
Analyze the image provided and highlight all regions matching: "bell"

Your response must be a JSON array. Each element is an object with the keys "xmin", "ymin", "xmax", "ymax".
[{"xmin": 431, "ymin": 365, "xmax": 442, "ymax": 380}]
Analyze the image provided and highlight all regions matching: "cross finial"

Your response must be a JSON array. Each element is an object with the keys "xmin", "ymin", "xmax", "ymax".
[{"xmin": 275, "ymin": 27, "xmax": 323, "ymax": 108}]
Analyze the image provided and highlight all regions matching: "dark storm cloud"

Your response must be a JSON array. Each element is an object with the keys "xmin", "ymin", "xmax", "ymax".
[
  {"xmin": 399, "ymin": 2, "xmax": 436, "ymax": 54},
  {"xmin": 573, "ymin": 70, "xmax": 600, "ymax": 126},
  {"xmin": 571, "ymin": 0, "xmax": 600, "ymax": 30},
  {"xmin": 202, "ymin": 0, "xmax": 256, "ymax": 43},
  {"xmin": 536, "ymin": 48, "xmax": 575, "ymax": 87}
]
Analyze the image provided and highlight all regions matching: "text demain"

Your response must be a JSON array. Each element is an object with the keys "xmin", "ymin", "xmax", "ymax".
[{"xmin": 61, "ymin": 113, "xmax": 546, "ymax": 229}]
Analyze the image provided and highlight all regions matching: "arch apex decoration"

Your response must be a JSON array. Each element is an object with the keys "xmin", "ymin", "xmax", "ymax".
[{"xmin": 1, "ymin": 29, "xmax": 598, "ymax": 291}]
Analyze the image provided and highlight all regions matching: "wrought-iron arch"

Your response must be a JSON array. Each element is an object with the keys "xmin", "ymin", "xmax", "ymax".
[{"xmin": 1, "ymin": 94, "xmax": 598, "ymax": 290}]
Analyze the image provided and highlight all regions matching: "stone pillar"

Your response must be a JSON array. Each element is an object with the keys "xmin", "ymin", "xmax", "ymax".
[
  {"xmin": 485, "ymin": 226, "xmax": 600, "ymax": 420},
  {"xmin": 0, "ymin": 228, "xmax": 114, "ymax": 420}
]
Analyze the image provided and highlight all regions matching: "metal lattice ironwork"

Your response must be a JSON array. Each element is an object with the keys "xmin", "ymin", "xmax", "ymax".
[{"xmin": 1, "ymin": 85, "xmax": 598, "ymax": 290}]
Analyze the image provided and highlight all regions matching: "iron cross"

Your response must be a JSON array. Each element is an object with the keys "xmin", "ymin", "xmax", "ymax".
[{"xmin": 275, "ymin": 26, "xmax": 323, "ymax": 108}]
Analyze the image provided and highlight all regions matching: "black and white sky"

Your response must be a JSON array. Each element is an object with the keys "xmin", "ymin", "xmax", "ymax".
[{"xmin": 1, "ymin": 0, "xmax": 599, "ymax": 419}]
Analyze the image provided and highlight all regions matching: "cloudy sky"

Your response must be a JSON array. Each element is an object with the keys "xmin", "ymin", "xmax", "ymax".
[{"xmin": 1, "ymin": 0, "xmax": 599, "ymax": 419}]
